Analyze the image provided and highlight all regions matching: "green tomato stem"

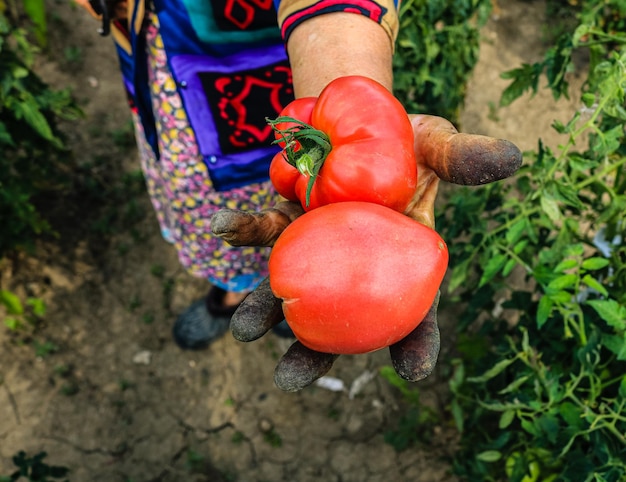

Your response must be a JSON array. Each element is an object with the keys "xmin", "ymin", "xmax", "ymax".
[{"xmin": 267, "ymin": 115, "xmax": 332, "ymax": 207}]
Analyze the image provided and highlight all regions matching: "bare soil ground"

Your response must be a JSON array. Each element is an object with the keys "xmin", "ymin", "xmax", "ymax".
[{"xmin": 0, "ymin": 1, "xmax": 584, "ymax": 481}]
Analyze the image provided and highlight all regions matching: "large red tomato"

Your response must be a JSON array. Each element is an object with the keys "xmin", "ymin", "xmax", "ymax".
[
  {"xmin": 269, "ymin": 202, "xmax": 448, "ymax": 355},
  {"xmin": 268, "ymin": 76, "xmax": 417, "ymax": 212}
]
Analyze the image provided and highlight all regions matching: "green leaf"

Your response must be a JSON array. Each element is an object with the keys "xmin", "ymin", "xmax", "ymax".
[
  {"xmin": 547, "ymin": 274, "xmax": 577, "ymax": 292},
  {"xmin": 572, "ymin": 24, "xmax": 590, "ymax": 46},
  {"xmin": 524, "ymin": 216, "xmax": 539, "ymax": 244},
  {"xmin": 619, "ymin": 376, "xmax": 626, "ymax": 399},
  {"xmin": 581, "ymin": 92, "xmax": 595, "ymax": 107},
  {"xmin": 0, "ymin": 290, "xmax": 24, "ymax": 315},
  {"xmin": 549, "ymin": 291, "xmax": 572, "ymax": 304},
  {"xmin": 581, "ymin": 275, "xmax": 608, "ymax": 297},
  {"xmin": 27, "ymin": 298, "xmax": 46, "ymax": 317},
  {"xmin": 499, "ymin": 410, "xmax": 515, "ymax": 429},
  {"xmin": 554, "ymin": 259, "xmax": 578, "ymax": 273},
  {"xmin": 505, "ymin": 219, "xmax": 526, "ymax": 245},
  {"xmin": 581, "ymin": 257, "xmax": 610, "ymax": 271},
  {"xmin": 398, "ymin": 38, "xmax": 417, "ymax": 49},
  {"xmin": 521, "ymin": 326, "xmax": 530, "ymax": 353},
  {"xmin": 590, "ymin": 124, "xmax": 623, "ymax": 156},
  {"xmin": 564, "ymin": 244, "xmax": 585, "ymax": 258},
  {"xmin": 601, "ymin": 333, "xmax": 626, "ymax": 360},
  {"xmin": 450, "ymin": 398, "xmax": 464, "ymax": 433},
  {"xmin": 537, "ymin": 414, "xmax": 560, "ymax": 444},
  {"xmin": 597, "ymin": 195, "xmax": 626, "ymax": 225},
  {"xmin": 513, "ymin": 239, "xmax": 529, "ymax": 255},
  {"xmin": 559, "ymin": 401, "xmax": 583, "ymax": 430},
  {"xmin": 12, "ymin": 66, "xmax": 29, "ymax": 79},
  {"xmin": 478, "ymin": 400, "xmax": 530, "ymax": 411},
  {"xmin": 521, "ymin": 418, "xmax": 538, "ymax": 436},
  {"xmin": 540, "ymin": 195, "xmax": 561, "ymax": 222},
  {"xmin": 4, "ymin": 317, "xmax": 21, "ymax": 331},
  {"xmin": 467, "ymin": 357, "xmax": 516, "ymax": 383},
  {"xmin": 569, "ymin": 153, "xmax": 598, "ymax": 171},
  {"xmin": 499, "ymin": 62, "xmax": 542, "ymax": 106},
  {"xmin": 448, "ymin": 258, "xmax": 471, "ymax": 293},
  {"xmin": 14, "ymin": 98, "xmax": 59, "ymax": 145},
  {"xmin": 537, "ymin": 295, "xmax": 553, "ymax": 329},
  {"xmin": 22, "ymin": 0, "xmax": 47, "ymax": 46},
  {"xmin": 479, "ymin": 253, "xmax": 508, "ymax": 287},
  {"xmin": 544, "ymin": 38, "xmax": 573, "ymax": 100},
  {"xmin": 552, "ymin": 112, "xmax": 580, "ymax": 135},
  {"xmin": 0, "ymin": 121, "xmax": 14, "ymax": 145},
  {"xmin": 587, "ymin": 300, "xmax": 626, "ymax": 329},
  {"xmin": 555, "ymin": 182, "xmax": 584, "ymax": 210},
  {"xmin": 449, "ymin": 360, "xmax": 465, "ymax": 393},
  {"xmin": 502, "ymin": 258, "xmax": 517, "ymax": 277},
  {"xmin": 477, "ymin": 450, "xmax": 502, "ymax": 462},
  {"xmin": 498, "ymin": 374, "xmax": 530, "ymax": 395},
  {"xmin": 552, "ymin": 119, "xmax": 567, "ymax": 134}
]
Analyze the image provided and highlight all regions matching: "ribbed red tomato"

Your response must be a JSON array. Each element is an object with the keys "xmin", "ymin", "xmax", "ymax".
[
  {"xmin": 269, "ymin": 202, "xmax": 448, "ymax": 355},
  {"xmin": 268, "ymin": 76, "xmax": 417, "ymax": 212}
]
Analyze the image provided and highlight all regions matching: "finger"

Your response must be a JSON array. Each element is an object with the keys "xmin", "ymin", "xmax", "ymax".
[
  {"xmin": 411, "ymin": 115, "xmax": 522, "ymax": 185},
  {"xmin": 230, "ymin": 278, "xmax": 284, "ymax": 342},
  {"xmin": 389, "ymin": 292, "xmax": 441, "ymax": 381},
  {"xmin": 210, "ymin": 202, "xmax": 304, "ymax": 247},
  {"xmin": 274, "ymin": 341, "xmax": 339, "ymax": 392},
  {"xmin": 403, "ymin": 167, "xmax": 440, "ymax": 228}
]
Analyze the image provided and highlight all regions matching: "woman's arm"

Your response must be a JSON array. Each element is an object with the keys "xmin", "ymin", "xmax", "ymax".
[{"xmin": 285, "ymin": 11, "xmax": 395, "ymax": 97}]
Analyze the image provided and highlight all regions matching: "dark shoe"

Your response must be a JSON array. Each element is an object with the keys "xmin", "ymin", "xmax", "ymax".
[
  {"xmin": 172, "ymin": 287, "xmax": 238, "ymax": 350},
  {"xmin": 272, "ymin": 319, "xmax": 296, "ymax": 339}
]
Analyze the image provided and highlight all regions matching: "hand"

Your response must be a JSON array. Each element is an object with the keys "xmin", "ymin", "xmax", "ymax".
[{"xmin": 211, "ymin": 114, "xmax": 522, "ymax": 391}]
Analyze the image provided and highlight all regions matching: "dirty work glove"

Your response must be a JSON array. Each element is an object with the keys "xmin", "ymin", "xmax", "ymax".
[{"xmin": 211, "ymin": 114, "xmax": 522, "ymax": 392}]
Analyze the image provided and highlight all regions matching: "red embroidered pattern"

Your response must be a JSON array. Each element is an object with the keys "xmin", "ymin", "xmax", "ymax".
[
  {"xmin": 223, "ymin": 0, "xmax": 274, "ymax": 29},
  {"xmin": 199, "ymin": 63, "xmax": 293, "ymax": 154}
]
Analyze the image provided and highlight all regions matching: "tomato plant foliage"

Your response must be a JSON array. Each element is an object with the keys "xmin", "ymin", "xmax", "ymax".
[
  {"xmin": 0, "ymin": 2, "xmax": 81, "ymax": 257},
  {"xmin": 436, "ymin": 2, "xmax": 626, "ymax": 481},
  {"xmin": 393, "ymin": 0, "xmax": 491, "ymax": 122}
]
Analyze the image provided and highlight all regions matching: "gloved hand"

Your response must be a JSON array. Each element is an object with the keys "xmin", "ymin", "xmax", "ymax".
[{"xmin": 212, "ymin": 114, "xmax": 522, "ymax": 392}]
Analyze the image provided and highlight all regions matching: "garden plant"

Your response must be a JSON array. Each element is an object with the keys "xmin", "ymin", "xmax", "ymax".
[
  {"xmin": 393, "ymin": 0, "xmax": 491, "ymax": 121},
  {"xmin": 0, "ymin": 0, "xmax": 80, "ymax": 258},
  {"xmin": 438, "ymin": 1, "xmax": 626, "ymax": 480}
]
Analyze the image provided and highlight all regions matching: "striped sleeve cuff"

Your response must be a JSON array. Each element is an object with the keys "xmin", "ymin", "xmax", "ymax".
[{"xmin": 276, "ymin": 0, "xmax": 399, "ymax": 45}]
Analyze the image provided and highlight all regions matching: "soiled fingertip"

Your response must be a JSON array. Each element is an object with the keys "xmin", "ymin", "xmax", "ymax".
[
  {"xmin": 274, "ymin": 342, "xmax": 339, "ymax": 392},
  {"xmin": 389, "ymin": 293, "xmax": 441, "ymax": 382},
  {"xmin": 211, "ymin": 208, "xmax": 293, "ymax": 247},
  {"xmin": 486, "ymin": 138, "xmax": 524, "ymax": 180},
  {"xmin": 445, "ymin": 135, "xmax": 523, "ymax": 185},
  {"xmin": 230, "ymin": 278, "xmax": 284, "ymax": 342},
  {"xmin": 392, "ymin": 350, "xmax": 438, "ymax": 382},
  {"xmin": 210, "ymin": 209, "xmax": 243, "ymax": 238}
]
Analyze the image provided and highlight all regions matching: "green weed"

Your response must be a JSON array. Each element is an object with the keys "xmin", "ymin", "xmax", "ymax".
[{"xmin": 0, "ymin": 451, "xmax": 69, "ymax": 482}]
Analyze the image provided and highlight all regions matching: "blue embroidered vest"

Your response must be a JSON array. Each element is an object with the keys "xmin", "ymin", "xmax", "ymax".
[{"xmin": 112, "ymin": 0, "xmax": 293, "ymax": 191}]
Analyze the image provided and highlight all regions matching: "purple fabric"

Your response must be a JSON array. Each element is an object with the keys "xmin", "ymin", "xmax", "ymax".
[{"xmin": 168, "ymin": 43, "xmax": 293, "ymax": 191}]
